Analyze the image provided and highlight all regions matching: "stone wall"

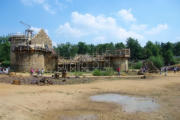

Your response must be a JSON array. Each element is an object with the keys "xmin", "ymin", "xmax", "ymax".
[
  {"xmin": 11, "ymin": 52, "xmax": 45, "ymax": 72},
  {"xmin": 9, "ymin": 29, "xmax": 57, "ymax": 72},
  {"xmin": 10, "ymin": 36, "xmax": 27, "ymax": 68},
  {"xmin": 111, "ymin": 58, "xmax": 128, "ymax": 72},
  {"xmin": 30, "ymin": 29, "xmax": 52, "ymax": 49},
  {"xmin": 45, "ymin": 54, "xmax": 58, "ymax": 72}
]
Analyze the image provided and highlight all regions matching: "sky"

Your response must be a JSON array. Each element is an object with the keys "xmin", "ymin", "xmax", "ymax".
[{"xmin": 0, "ymin": 0, "xmax": 180, "ymax": 46}]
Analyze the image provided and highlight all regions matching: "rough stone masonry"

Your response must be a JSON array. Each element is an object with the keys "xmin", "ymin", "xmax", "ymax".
[{"xmin": 9, "ymin": 29, "xmax": 58, "ymax": 72}]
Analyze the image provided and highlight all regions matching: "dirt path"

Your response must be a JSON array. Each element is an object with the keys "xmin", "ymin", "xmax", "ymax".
[{"xmin": 0, "ymin": 74, "xmax": 180, "ymax": 120}]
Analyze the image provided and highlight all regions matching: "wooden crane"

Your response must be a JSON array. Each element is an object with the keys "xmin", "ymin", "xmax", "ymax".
[
  {"xmin": 19, "ymin": 21, "xmax": 33, "ymax": 40},
  {"xmin": 19, "ymin": 21, "xmax": 31, "ymax": 29}
]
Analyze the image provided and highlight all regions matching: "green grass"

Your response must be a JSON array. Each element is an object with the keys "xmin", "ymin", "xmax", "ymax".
[{"xmin": 92, "ymin": 67, "xmax": 115, "ymax": 76}]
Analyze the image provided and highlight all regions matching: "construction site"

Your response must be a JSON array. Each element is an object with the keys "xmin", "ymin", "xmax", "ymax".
[
  {"xmin": 0, "ymin": 24, "xmax": 180, "ymax": 120},
  {"xmin": 9, "ymin": 22, "xmax": 58, "ymax": 72},
  {"xmin": 1, "ymin": 0, "xmax": 180, "ymax": 120},
  {"xmin": 8, "ymin": 22, "xmax": 130, "ymax": 73},
  {"xmin": 58, "ymin": 49, "xmax": 130, "ymax": 72}
]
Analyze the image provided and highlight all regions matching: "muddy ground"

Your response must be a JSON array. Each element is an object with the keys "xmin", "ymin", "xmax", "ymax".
[{"xmin": 0, "ymin": 73, "xmax": 180, "ymax": 120}]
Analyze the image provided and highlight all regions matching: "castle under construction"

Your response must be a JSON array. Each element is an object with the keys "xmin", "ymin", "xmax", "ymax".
[
  {"xmin": 9, "ymin": 29, "xmax": 57, "ymax": 72},
  {"xmin": 58, "ymin": 49, "xmax": 130, "ymax": 72},
  {"xmin": 9, "ymin": 27, "xmax": 130, "ymax": 73}
]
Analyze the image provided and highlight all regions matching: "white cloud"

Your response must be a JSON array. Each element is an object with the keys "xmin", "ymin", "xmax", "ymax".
[
  {"xmin": 114, "ymin": 28, "xmax": 144, "ymax": 40},
  {"xmin": 31, "ymin": 26, "xmax": 48, "ymax": 34},
  {"xmin": 56, "ymin": 22, "xmax": 85, "ymax": 38},
  {"xmin": 55, "ymin": 0, "xmax": 67, "ymax": 10},
  {"xmin": 43, "ymin": 3, "xmax": 56, "ymax": 14},
  {"xmin": 71, "ymin": 12, "xmax": 116, "ymax": 30},
  {"xmin": 21, "ymin": 0, "xmax": 56, "ymax": 14},
  {"xmin": 118, "ymin": 9, "xmax": 136, "ymax": 22},
  {"xmin": 31, "ymin": 27, "xmax": 41, "ymax": 33},
  {"xmin": 145, "ymin": 24, "xmax": 168, "ymax": 35},
  {"xmin": 56, "ymin": 11, "xmax": 143, "ymax": 44}
]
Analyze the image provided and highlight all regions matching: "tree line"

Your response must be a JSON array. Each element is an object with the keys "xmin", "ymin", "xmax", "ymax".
[{"xmin": 0, "ymin": 36, "xmax": 180, "ymax": 68}]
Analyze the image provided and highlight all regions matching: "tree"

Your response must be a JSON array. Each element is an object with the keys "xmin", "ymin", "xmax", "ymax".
[
  {"xmin": 77, "ymin": 42, "xmax": 89, "ymax": 54},
  {"xmin": 149, "ymin": 56, "xmax": 164, "ymax": 69},
  {"xmin": 115, "ymin": 42, "xmax": 125, "ymax": 49},
  {"xmin": 87, "ymin": 44, "xmax": 96, "ymax": 55},
  {"xmin": 55, "ymin": 43, "xmax": 75, "ymax": 58},
  {"xmin": 161, "ymin": 42, "xmax": 175, "ymax": 65},
  {"xmin": 161, "ymin": 42, "xmax": 174, "ymax": 54},
  {"xmin": 144, "ymin": 41, "xmax": 160, "ymax": 58},
  {"xmin": 164, "ymin": 50, "xmax": 176, "ymax": 65},
  {"xmin": 96, "ymin": 43, "xmax": 115, "ymax": 54},
  {"xmin": 96, "ymin": 44, "xmax": 105, "ymax": 54},
  {"xmin": 173, "ymin": 42, "xmax": 180, "ymax": 56},
  {"xmin": 0, "ymin": 36, "xmax": 10, "ymax": 63},
  {"xmin": 106, "ymin": 42, "xmax": 115, "ymax": 50},
  {"xmin": 126, "ymin": 37, "xmax": 143, "ymax": 60},
  {"xmin": 70, "ymin": 45, "xmax": 78, "ymax": 57}
]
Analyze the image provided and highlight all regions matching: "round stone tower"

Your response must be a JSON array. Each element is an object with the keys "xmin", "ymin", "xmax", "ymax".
[{"xmin": 9, "ymin": 29, "xmax": 57, "ymax": 72}]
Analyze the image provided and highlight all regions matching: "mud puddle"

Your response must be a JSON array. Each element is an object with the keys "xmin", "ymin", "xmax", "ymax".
[
  {"xmin": 90, "ymin": 94, "xmax": 159, "ymax": 113},
  {"xmin": 59, "ymin": 114, "xmax": 97, "ymax": 120}
]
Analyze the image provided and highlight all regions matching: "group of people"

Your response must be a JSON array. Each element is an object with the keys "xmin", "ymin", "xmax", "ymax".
[
  {"xmin": 0, "ymin": 67, "xmax": 9, "ymax": 74},
  {"xmin": 160, "ymin": 66, "xmax": 179, "ymax": 76},
  {"xmin": 173, "ymin": 66, "xmax": 178, "ymax": 73},
  {"xmin": 160, "ymin": 67, "xmax": 169, "ymax": 76},
  {"xmin": 30, "ymin": 68, "xmax": 44, "ymax": 76},
  {"xmin": 140, "ymin": 66, "xmax": 148, "ymax": 73}
]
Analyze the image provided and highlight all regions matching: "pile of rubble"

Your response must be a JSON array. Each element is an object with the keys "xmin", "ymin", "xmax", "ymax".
[{"xmin": 138, "ymin": 61, "xmax": 159, "ymax": 75}]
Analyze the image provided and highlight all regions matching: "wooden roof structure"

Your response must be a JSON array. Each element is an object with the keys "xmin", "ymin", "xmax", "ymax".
[{"xmin": 58, "ymin": 49, "xmax": 130, "ymax": 65}]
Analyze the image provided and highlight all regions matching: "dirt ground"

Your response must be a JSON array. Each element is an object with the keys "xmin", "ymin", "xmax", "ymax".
[{"xmin": 0, "ymin": 72, "xmax": 180, "ymax": 120}]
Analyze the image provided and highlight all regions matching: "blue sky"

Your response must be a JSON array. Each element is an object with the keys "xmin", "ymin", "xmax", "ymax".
[{"xmin": 0, "ymin": 0, "xmax": 180, "ymax": 46}]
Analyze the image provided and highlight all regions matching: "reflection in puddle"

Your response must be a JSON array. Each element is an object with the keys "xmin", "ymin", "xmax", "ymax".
[
  {"xmin": 90, "ymin": 94, "xmax": 159, "ymax": 113},
  {"xmin": 60, "ymin": 114, "xmax": 97, "ymax": 120}
]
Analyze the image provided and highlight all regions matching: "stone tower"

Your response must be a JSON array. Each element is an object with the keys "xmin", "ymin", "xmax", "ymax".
[
  {"xmin": 9, "ymin": 29, "xmax": 57, "ymax": 72},
  {"xmin": 104, "ymin": 49, "xmax": 130, "ymax": 72}
]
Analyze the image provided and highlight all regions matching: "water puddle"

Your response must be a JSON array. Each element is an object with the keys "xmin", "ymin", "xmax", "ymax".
[
  {"xmin": 90, "ymin": 94, "xmax": 159, "ymax": 113},
  {"xmin": 59, "ymin": 114, "xmax": 97, "ymax": 120}
]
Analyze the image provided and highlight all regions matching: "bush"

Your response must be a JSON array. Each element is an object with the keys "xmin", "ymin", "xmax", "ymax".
[
  {"xmin": 102, "ymin": 67, "xmax": 114, "ymax": 76},
  {"xmin": 92, "ymin": 69, "xmax": 101, "ymax": 76},
  {"xmin": 132, "ymin": 61, "xmax": 142, "ymax": 69},
  {"xmin": 175, "ymin": 57, "xmax": 180, "ymax": 64},
  {"xmin": 92, "ymin": 68, "xmax": 114, "ymax": 76},
  {"xmin": 74, "ymin": 72, "xmax": 83, "ymax": 76},
  {"xmin": 1, "ymin": 60, "xmax": 10, "ymax": 67},
  {"xmin": 149, "ymin": 56, "xmax": 164, "ymax": 69}
]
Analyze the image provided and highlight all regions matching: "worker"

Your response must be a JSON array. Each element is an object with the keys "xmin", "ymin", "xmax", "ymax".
[
  {"xmin": 36, "ymin": 68, "xmax": 40, "ymax": 76},
  {"xmin": 164, "ymin": 67, "xmax": 168, "ymax": 76},
  {"xmin": 161, "ymin": 67, "xmax": 163, "ymax": 75},
  {"xmin": 174, "ymin": 67, "xmax": 177, "ymax": 73},
  {"xmin": 30, "ymin": 68, "xmax": 34, "ymax": 75},
  {"xmin": 117, "ymin": 67, "xmax": 120, "ymax": 76},
  {"xmin": 41, "ymin": 68, "xmax": 44, "ymax": 75}
]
